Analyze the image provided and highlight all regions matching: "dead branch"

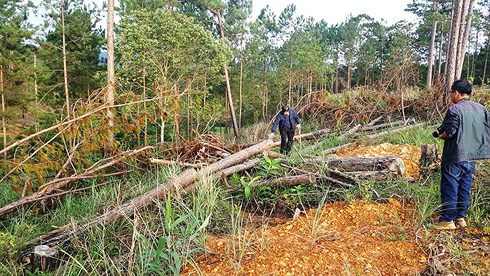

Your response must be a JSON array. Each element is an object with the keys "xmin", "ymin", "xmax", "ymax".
[
  {"xmin": 365, "ymin": 116, "xmax": 383, "ymax": 127},
  {"xmin": 54, "ymin": 141, "xmax": 83, "ymax": 180},
  {"xmin": 0, "ymin": 146, "xmax": 153, "ymax": 217},
  {"xmin": 338, "ymin": 124, "xmax": 362, "ymax": 140}
]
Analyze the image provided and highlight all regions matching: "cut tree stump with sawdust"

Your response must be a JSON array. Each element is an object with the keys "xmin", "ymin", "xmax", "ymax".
[{"xmin": 419, "ymin": 144, "xmax": 439, "ymax": 176}]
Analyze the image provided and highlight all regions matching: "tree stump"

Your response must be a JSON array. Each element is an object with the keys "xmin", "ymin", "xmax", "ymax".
[
  {"xmin": 22, "ymin": 245, "xmax": 59, "ymax": 272},
  {"xmin": 419, "ymin": 144, "xmax": 439, "ymax": 177}
]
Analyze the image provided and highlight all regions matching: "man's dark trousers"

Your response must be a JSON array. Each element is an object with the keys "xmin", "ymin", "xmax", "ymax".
[
  {"xmin": 280, "ymin": 128, "xmax": 294, "ymax": 154},
  {"xmin": 440, "ymin": 161, "xmax": 475, "ymax": 222}
]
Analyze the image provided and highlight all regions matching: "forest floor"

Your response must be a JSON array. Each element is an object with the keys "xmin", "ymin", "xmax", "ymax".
[{"xmin": 182, "ymin": 198, "xmax": 490, "ymax": 275}]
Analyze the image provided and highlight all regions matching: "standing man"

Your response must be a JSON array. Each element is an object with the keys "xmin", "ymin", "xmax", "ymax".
[
  {"xmin": 433, "ymin": 79, "xmax": 490, "ymax": 230},
  {"xmin": 269, "ymin": 105, "xmax": 301, "ymax": 154}
]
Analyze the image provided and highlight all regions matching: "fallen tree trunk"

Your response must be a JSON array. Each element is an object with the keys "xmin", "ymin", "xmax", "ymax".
[
  {"xmin": 149, "ymin": 158, "xmax": 207, "ymax": 168},
  {"xmin": 0, "ymin": 146, "xmax": 153, "ymax": 218},
  {"xmin": 22, "ymin": 139, "xmax": 275, "ymax": 253},
  {"xmin": 308, "ymin": 157, "xmax": 405, "ymax": 176},
  {"xmin": 342, "ymin": 170, "xmax": 391, "ymax": 179},
  {"xmin": 254, "ymin": 174, "xmax": 316, "ymax": 187}
]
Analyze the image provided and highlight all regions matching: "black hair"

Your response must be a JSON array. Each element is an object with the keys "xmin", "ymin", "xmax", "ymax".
[
  {"xmin": 281, "ymin": 105, "xmax": 289, "ymax": 113},
  {"xmin": 451, "ymin": 79, "xmax": 472, "ymax": 95}
]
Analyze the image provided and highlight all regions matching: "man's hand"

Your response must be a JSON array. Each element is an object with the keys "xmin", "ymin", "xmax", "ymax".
[
  {"xmin": 296, "ymin": 124, "xmax": 301, "ymax": 130},
  {"xmin": 268, "ymin": 133, "xmax": 274, "ymax": 139}
]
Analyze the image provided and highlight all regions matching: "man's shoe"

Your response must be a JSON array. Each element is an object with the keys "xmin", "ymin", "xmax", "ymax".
[
  {"xmin": 432, "ymin": 221, "xmax": 457, "ymax": 230},
  {"xmin": 455, "ymin": 218, "xmax": 467, "ymax": 228}
]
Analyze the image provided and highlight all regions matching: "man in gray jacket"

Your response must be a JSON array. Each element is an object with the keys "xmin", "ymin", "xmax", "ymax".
[{"xmin": 433, "ymin": 79, "xmax": 490, "ymax": 230}]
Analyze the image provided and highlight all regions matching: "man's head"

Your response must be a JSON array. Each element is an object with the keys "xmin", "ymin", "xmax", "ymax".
[
  {"xmin": 281, "ymin": 105, "xmax": 289, "ymax": 113},
  {"xmin": 449, "ymin": 79, "xmax": 472, "ymax": 104}
]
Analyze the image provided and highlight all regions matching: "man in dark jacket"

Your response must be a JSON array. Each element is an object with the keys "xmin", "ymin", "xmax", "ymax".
[
  {"xmin": 269, "ymin": 105, "xmax": 301, "ymax": 154},
  {"xmin": 433, "ymin": 79, "xmax": 490, "ymax": 230}
]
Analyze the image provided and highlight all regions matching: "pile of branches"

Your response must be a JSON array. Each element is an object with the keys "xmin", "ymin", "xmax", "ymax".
[{"xmin": 177, "ymin": 134, "xmax": 234, "ymax": 163}]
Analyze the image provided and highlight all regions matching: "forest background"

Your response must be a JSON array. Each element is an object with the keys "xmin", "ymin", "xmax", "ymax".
[
  {"xmin": 2, "ymin": 0, "xmax": 490, "ymax": 154},
  {"xmin": 1, "ymin": 0, "xmax": 490, "ymax": 273}
]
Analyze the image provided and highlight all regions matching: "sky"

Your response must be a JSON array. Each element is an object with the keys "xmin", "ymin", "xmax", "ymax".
[{"xmin": 251, "ymin": 0, "xmax": 418, "ymax": 25}]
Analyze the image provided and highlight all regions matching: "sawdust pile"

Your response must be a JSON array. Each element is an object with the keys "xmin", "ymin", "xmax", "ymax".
[{"xmin": 183, "ymin": 199, "xmax": 426, "ymax": 275}]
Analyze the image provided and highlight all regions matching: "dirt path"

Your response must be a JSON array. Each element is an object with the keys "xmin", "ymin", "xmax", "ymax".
[{"xmin": 183, "ymin": 199, "xmax": 427, "ymax": 275}]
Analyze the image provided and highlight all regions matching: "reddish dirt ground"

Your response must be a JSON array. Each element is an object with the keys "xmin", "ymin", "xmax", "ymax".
[{"xmin": 183, "ymin": 199, "xmax": 427, "ymax": 275}]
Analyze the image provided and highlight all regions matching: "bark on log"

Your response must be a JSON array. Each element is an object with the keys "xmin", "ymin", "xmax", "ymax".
[
  {"xmin": 22, "ymin": 139, "xmax": 275, "ymax": 253},
  {"xmin": 308, "ymin": 157, "xmax": 405, "ymax": 176},
  {"xmin": 254, "ymin": 174, "xmax": 316, "ymax": 187},
  {"xmin": 342, "ymin": 170, "xmax": 391, "ymax": 179},
  {"xmin": 220, "ymin": 158, "xmax": 261, "ymax": 177},
  {"xmin": 150, "ymin": 158, "xmax": 207, "ymax": 168}
]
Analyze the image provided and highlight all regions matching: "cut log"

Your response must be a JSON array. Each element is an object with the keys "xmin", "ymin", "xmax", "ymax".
[
  {"xmin": 342, "ymin": 170, "xmax": 391, "ymax": 179},
  {"xmin": 150, "ymin": 158, "xmax": 207, "ymax": 168},
  {"xmin": 254, "ymin": 174, "xmax": 316, "ymax": 187},
  {"xmin": 220, "ymin": 158, "xmax": 261, "ymax": 177},
  {"xmin": 308, "ymin": 157, "xmax": 405, "ymax": 176}
]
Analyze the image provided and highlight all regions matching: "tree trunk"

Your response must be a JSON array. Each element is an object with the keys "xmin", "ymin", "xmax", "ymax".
[
  {"xmin": 34, "ymin": 53, "xmax": 38, "ymax": 104},
  {"xmin": 445, "ymin": 0, "xmax": 463, "ymax": 92},
  {"xmin": 61, "ymin": 1, "xmax": 70, "ymax": 122},
  {"xmin": 427, "ymin": 1, "xmax": 438, "ymax": 88},
  {"xmin": 335, "ymin": 50, "xmax": 339, "ymax": 93},
  {"xmin": 347, "ymin": 62, "xmax": 352, "ymax": 91},
  {"xmin": 143, "ymin": 62, "xmax": 148, "ymax": 145},
  {"xmin": 483, "ymin": 52, "xmax": 488, "ymax": 84},
  {"xmin": 216, "ymin": 10, "xmax": 239, "ymax": 137},
  {"xmin": 456, "ymin": 0, "xmax": 474, "ymax": 79},
  {"xmin": 437, "ymin": 31, "xmax": 444, "ymax": 78},
  {"xmin": 239, "ymin": 53, "xmax": 243, "ymax": 127},
  {"xmin": 1, "ymin": 62, "xmax": 5, "ymax": 160},
  {"xmin": 107, "ymin": 0, "xmax": 116, "ymax": 149}
]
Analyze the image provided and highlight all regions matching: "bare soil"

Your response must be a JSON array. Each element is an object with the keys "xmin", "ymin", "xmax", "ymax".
[{"xmin": 183, "ymin": 199, "xmax": 427, "ymax": 275}]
